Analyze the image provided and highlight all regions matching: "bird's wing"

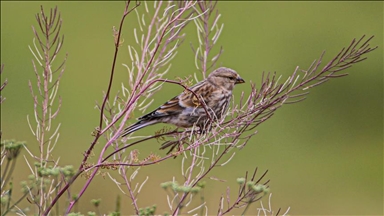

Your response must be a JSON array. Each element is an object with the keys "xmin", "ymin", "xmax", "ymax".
[
  {"xmin": 139, "ymin": 80, "xmax": 209, "ymax": 121},
  {"xmin": 139, "ymin": 95, "xmax": 182, "ymax": 120}
]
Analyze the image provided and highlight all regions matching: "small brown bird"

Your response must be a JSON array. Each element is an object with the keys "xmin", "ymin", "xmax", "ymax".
[{"xmin": 121, "ymin": 67, "xmax": 244, "ymax": 137}]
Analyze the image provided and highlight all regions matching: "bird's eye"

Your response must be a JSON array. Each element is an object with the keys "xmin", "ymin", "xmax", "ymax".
[{"xmin": 228, "ymin": 77, "xmax": 235, "ymax": 80}]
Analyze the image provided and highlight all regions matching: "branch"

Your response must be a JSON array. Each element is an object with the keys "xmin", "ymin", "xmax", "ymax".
[{"xmin": 0, "ymin": 64, "xmax": 8, "ymax": 104}]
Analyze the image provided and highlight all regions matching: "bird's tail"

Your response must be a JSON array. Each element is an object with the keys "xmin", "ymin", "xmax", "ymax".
[{"xmin": 121, "ymin": 120, "xmax": 157, "ymax": 137}]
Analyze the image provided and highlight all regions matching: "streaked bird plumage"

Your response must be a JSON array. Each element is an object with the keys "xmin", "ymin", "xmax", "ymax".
[{"xmin": 121, "ymin": 67, "xmax": 244, "ymax": 137}]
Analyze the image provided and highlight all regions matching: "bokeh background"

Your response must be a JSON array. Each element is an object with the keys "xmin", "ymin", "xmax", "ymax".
[{"xmin": 1, "ymin": 1, "xmax": 382, "ymax": 215}]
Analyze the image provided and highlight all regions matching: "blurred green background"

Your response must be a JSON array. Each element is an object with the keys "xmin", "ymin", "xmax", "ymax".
[{"xmin": 1, "ymin": 1, "xmax": 382, "ymax": 215}]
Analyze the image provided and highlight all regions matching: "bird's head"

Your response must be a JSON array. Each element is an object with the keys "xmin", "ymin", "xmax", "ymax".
[{"xmin": 208, "ymin": 67, "xmax": 245, "ymax": 91}]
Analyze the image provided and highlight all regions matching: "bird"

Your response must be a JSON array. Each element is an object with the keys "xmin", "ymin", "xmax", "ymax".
[{"xmin": 121, "ymin": 67, "xmax": 245, "ymax": 137}]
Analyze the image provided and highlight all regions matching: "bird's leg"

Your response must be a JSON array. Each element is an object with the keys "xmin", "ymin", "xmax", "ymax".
[{"xmin": 197, "ymin": 121, "xmax": 213, "ymax": 136}]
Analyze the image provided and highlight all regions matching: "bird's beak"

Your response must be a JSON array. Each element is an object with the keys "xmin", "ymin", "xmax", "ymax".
[{"xmin": 235, "ymin": 76, "xmax": 245, "ymax": 84}]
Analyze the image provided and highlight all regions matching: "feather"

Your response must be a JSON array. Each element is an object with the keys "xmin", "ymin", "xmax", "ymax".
[{"xmin": 121, "ymin": 120, "xmax": 158, "ymax": 137}]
